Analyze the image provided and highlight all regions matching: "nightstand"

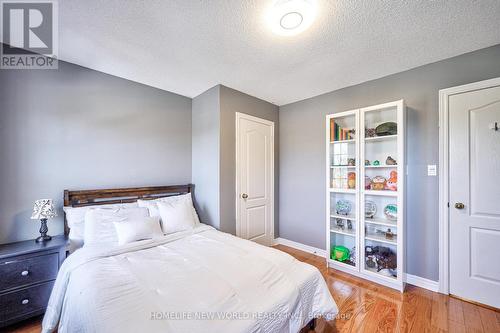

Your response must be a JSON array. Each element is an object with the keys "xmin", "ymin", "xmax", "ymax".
[{"xmin": 0, "ymin": 235, "xmax": 68, "ymax": 328}]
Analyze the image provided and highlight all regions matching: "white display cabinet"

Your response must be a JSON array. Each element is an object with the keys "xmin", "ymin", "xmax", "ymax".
[{"xmin": 326, "ymin": 100, "xmax": 405, "ymax": 291}]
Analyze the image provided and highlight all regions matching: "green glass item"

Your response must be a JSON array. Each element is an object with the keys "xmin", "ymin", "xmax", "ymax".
[
  {"xmin": 384, "ymin": 204, "xmax": 398, "ymax": 221},
  {"xmin": 373, "ymin": 160, "xmax": 380, "ymax": 166},
  {"xmin": 331, "ymin": 245, "xmax": 350, "ymax": 262}
]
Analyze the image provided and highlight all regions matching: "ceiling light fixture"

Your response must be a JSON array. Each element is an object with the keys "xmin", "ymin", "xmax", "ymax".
[
  {"xmin": 280, "ymin": 12, "xmax": 303, "ymax": 30},
  {"xmin": 267, "ymin": 0, "xmax": 317, "ymax": 36}
]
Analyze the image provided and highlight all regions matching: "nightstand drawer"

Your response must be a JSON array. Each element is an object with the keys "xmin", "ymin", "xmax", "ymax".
[
  {"xmin": 0, "ymin": 253, "xmax": 58, "ymax": 292},
  {"xmin": 0, "ymin": 281, "xmax": 54, "ymax": 324}
]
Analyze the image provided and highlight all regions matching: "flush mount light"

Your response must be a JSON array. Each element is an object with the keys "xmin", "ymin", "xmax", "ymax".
[
  {"xmin": 267, "ymin": 0, "xmax": 317, "ymax": 36},
  {"xmin": 280, "ymin": 12, "xmax": 303, "ymax": 29}
]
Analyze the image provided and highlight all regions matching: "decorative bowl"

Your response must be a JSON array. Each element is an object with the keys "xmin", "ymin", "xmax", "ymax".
[
  {"xmin": 336, "ymin": 199, "xmax": 352, "ymax": 215},
  {"xmin": 384, "ymin": 204, "xmax": 397, "ymax": 221}
]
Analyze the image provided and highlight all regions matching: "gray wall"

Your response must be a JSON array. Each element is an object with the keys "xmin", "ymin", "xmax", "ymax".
[
  {"xmin": 279, "ymin": 44, "xmax": 500, "ymax": 281},
  {"xmin": 191, "ymin": 85, "xmax": 221, "ymax": 229},
  {"xmin": 219, "ymin": 86, "xmax": 279, "ymax": 235},
  {"xmin": 191, "ymin": 85, "xmax": 279, "ymax": 235},
  {"xmin": 0, "ymin": 60, "xmax": 192, "ymax": 243}
]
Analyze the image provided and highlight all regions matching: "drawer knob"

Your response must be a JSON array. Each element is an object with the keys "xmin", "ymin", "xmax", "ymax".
[
  {"xmin": 21, "ymin": 299, "xmax": 29, "ymax": 305},
  {"xmin": 21, "ymin": 270, "xmax": 29, "ymax": 276}
]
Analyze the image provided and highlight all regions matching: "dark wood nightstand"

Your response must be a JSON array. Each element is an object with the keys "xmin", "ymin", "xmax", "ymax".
[{"xmin": 0, "ymin": 235, "xmax": 68, "ymax": 328}]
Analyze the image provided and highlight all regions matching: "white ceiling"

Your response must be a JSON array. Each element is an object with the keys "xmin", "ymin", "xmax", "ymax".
[{"xmin": 56, "ymin": 0, "xmax": 500, "ymax": 105}]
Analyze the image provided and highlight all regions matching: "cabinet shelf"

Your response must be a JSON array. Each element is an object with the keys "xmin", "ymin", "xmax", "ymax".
[
  {"xmin": 330, "ymin": 229, "xmax": 356, "ymax": 237},
  {"xmin": 364, "ymin": 218, "xmax": 397, "ymax": 227},
  {"xmin": 330, "ymin": 165, "xmax": 356, "ymax": 169},
  {"xmin": 364, "ymin": 134, "xmax": 397, "ymax": 142},
  {"xmin": 328, "ymin": 258, "xmax": 357, "ymax": 269},
  {"xmin": 365, "ymin": 234, "xmax": 397, "ymax": 245},
  {"xmin": 364, "ymin": 165, "xmax": 397, "ymax": 169},
  {"xmin": 330, "ymin": 139, "xmax": 355, "ymax": 144},
  {"xmin": 364, "ymin": 266, "xmax": 397, "ymax": 280},
  {"xmin": 364, "ymin": 190, "xmax": 398, "ymax": 197},
  {"xmin": 329, "ymin": 188, "xmax": 356, "ymax": 194},
  {"xmin": 331, "ymin": 214, "xmax": 357, "ymax": 221}
]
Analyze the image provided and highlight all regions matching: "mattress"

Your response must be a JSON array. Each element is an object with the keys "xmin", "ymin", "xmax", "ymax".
[{"xmin": 42, "ymin": 224, "xmax": 338, "ymax": 333}]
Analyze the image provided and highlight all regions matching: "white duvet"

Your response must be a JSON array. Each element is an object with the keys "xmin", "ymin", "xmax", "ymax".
[{"xmin": 42, "ymin": 225, "xmax": 338, "ymax": 333}]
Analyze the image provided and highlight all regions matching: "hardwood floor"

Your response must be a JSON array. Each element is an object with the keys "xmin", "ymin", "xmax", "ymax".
[
  {"xmin": 5, "ymin": 244, "xmax": 499, "ymax": 333},
  {"xmin": 276, "ymin": 245, "xmax": 500, "ymax": 333}
]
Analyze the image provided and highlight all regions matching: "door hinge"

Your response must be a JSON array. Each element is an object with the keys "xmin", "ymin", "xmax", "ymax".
[{"xmin": 447, "ymin": 202, "xmax": 450, "ymax": 208}]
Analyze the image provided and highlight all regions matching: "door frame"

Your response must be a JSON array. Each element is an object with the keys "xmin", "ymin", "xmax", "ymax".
[
  {"xmin": 235, "ymin": 112, "xmax": 275, "ymax": 243},
  {"xmin": 438, "ymin": 77, "xmax": 500, "ymax": 294}
]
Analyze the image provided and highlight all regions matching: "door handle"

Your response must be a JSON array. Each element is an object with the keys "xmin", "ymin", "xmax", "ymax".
[
  {"xmin": 454, "ymin": 202, "xmax": 465, "ymax": 209},
  {"xmin": 241, "ymin": 193, "xmax": 248, "ymax": 199}
]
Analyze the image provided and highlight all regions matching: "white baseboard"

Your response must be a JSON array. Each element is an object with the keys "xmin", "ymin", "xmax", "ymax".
[
  {"xmin": 275, "ymin": 237, "xmax": 439, "ymax": 293},
  {"xmin": 405, "ymin": 274, "xmax": 439, "ymax": 292},
  {"xmin": 274, "ymin": 237, "xmax": 326, "ymax": 257}
]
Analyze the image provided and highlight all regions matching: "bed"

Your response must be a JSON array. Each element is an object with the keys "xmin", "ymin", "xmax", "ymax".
[{"xmin": 42, "ymin": 184, "xmax": 338, "ymax": 333}]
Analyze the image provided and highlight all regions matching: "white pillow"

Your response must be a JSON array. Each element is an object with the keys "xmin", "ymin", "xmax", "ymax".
[
  {"xmin": 83, "ymin": 207, "xmax": 149, "ymax": 246},
  {"xmin": 137, "ymin": 193, "xmax": 200, "ymax": 225},
  {"xmin": 64, "ymin": 202, "xmax": 138, "ymax": 242},
  {"xmin": 113, "ymin": 216, "xmax": 163, "ymax": 245},
  {"xmin": 157, "ymin": 200, "xmax": 196, "ymax": 234},
  {"xmin": 136, "ymin": 200, "xmax": 161, "ymax": 218}
]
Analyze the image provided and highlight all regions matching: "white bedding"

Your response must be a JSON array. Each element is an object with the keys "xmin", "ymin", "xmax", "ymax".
[{"xmin": 42, "ymin": 225, "xmax": 338, "ymax": 333}]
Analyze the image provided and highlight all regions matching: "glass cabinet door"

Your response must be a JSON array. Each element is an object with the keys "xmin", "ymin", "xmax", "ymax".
[
  {"xmin": 328, "ymin": 111, "xmax": 358, "ymax": 268},
  {"xmin": 361, "ymin": 104, "xmax": 399, "ymax": 280}
]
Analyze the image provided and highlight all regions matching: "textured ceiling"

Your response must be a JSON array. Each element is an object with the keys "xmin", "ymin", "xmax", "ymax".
[{"xmin": 54, "ymin": 0, "xmax": 500, "ymax": 105}]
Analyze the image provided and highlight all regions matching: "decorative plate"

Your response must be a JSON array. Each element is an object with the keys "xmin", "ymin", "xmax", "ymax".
[
  {"xmin": 384, "ymin": 204, "xmax": 397, "ymax": 221},
  {"xmin": 336, "ymin": 199, "xmax": 352, "ymax": 215},
  {"xmin": 365, "ymin": 200, "xmax": 377, "ymax": 218}
]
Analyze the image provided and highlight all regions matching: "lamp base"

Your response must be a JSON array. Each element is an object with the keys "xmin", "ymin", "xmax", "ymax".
[
  {"xmin": 35, "ymin": 235, "xmax": 52, "ymax": 243},
  {"xmin": 35, "ymin": 218, "xmax": 51, "ymax": 243}
]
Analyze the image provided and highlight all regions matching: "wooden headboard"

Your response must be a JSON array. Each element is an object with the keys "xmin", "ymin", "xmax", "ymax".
[{"xmin": 63, "ymin": 184, "xmax": 194, "ymax": 235}]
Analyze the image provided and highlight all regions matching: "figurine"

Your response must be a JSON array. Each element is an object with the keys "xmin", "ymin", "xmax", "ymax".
[
  {"xmin": 373, "ymin": 160, "xmax": 380, "ymax": 166},
  {"xmin": 365, "ymin": 128, "xmax": 376, "ymax": 138},
  {"xmin": 366, "ymin": 256, "xmax": 377, "ymax": 269},
  {"xmin": 347, "ymin": 220, "xmax": 353, "ymax": 230},
  {"xmin": 347, "ymin": 129, "xmax": 356, "ymax": 140},
  {"xmin": 365, "ymin": 200, "xmax": 377, "ymax": 218},
  {"xmin": 364, "ymin": 176, "xmax": 371, "ymax": 190},
  {"xmin": 385, "ymin": 170, "xmax": 397, "ymax": 191},
  {"xmin": 349, "ymin": 246, "xmax": 356, "ymax": 265},
  {"xmin": 385, "ymin": 228, "xmax": 395, "ymax": 240},
  {"xmin": 365, "ymin": 159, "xmax": 370, "ymax": 166},
  {"xmin": 386, "ymin": 156, "xmax": 397, "ymax": 165},
  {"xmin": 376, "ymin": 228, "xmax": 396, "ymax": 240},
  {"xmin": 365, "ymin": 246, "xmax": 377, "ymax": 269},
  {"xmin": 336, "ymin": 219, "xmax": 345, "ymax": 230},
  {"xmin": 347, "ymin": 158, "xmax": 356, "ymax": 166},
  {"xmin": 347, "ymin": 172, "xmax": 356, "ymax": 189},
  {"xmin": 370, "ymin": 176, "xmax": 386, "ymax": 190}
]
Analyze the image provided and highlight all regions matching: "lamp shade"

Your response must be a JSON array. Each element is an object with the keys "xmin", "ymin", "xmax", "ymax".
[{"xmin": 31, "ymin": 199, "xmax": 57, "ymax": 220}]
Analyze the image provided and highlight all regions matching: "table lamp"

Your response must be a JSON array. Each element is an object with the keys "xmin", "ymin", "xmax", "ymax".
[{"xmin": 31, "ymin": 199, "xmax": 57, "ymax": 243}]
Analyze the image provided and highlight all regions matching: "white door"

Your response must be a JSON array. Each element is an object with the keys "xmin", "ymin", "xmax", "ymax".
[
  {"xmin": 236, "ymin": 113, "xmax": 274, "ymax": 246},
  {"xmin": 449, "ymin": 81, "xmax": 500, "ymax": 308}
]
